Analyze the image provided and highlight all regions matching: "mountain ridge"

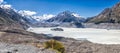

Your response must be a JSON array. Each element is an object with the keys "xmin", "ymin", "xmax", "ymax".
[
  {"xmin": 0, "ymin": 4, "xmax": 31, "ymax": 30},
  {"xmin": 86, "ymin": 2, "xmax": 120, "ymax": 24}
]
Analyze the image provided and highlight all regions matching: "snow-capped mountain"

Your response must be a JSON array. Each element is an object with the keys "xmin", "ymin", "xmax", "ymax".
[
  {"xmin": 33, "ymin": 11, "xmax": 85, "ymax": 28},
  {"xmin": 18, "ymin": 10, "xmax": 38, "ymax": 24},
  {"xmin": 0, "ymin": 4, "xmax": 11, "ymax": 9},
  {"xmin": 0, "ymin": 4, "xmax": 37, "ymax": 25},
  {"xmin": 47, "ymin": 11, "xmax": 85, "ymax": 23},
  {"xmin": 18, "ymin": 10, "xmax": 55, "ymax": 23}
]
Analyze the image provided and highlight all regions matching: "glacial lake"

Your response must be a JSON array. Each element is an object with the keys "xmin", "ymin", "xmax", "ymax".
[{"xmin": 27, "ymin": 27, "xmax": 120, "ymax": 44}]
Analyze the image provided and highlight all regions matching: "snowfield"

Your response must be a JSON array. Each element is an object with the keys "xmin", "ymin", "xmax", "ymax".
[{"xmin": 27, "ymin": 27, "xmax": 120, "ymax": 44}]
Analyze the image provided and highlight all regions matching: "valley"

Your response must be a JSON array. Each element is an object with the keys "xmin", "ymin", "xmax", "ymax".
[{"xmin": 0, "ymin": 0, "xmax": 120, "ymax": 53}]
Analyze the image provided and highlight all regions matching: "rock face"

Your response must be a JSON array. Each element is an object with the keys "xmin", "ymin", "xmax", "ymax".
[{"xmin": 86, "ymin": 2, "xmax": 120, "ymax": 23}]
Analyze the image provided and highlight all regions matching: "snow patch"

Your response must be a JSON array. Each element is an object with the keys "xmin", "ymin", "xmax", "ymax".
[
  {"xmin": 18, "ymin": 10, "xmax": 37, "ymax": 16},
  {"xmin": 0, "ymin": 4, "xmax": 11, "ymax": 9},
  {"xmin": 32, "ymin": 14, "xmax": 55, "ymax": 21},
  {"xmin": 72, "ymin": 13, "xmax": 81, "ymax": 18},
  {"xmin": 0, "ymin": 0, "xmax": 3, "ymax": 4}
]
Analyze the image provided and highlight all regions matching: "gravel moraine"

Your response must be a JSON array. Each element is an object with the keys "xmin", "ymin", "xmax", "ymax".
[{"xmin": 0, "ymin": 43, "xmax": 56, "ymax": 53}]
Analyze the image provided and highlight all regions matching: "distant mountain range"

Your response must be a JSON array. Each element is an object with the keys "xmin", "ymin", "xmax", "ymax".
[
  {"xmin": 33, "ymin": 2, "xmax": 120, "ymax": 28},
  {"xmin": 34, "ymin": 11, "xmax": 85, "ymax": 28},
  {"xmin": 0, "ymin": 2, "xmax": 120, "ymax": 29}
]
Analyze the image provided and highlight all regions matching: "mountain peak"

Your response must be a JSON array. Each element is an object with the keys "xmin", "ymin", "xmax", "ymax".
[
  {"xmin": 47, "ymin": 11, "xmax": 85, "ymax": 23},
  {"xmin": 116, "ymin": 2, "xmax": 120, "ymax": 5},
  {"xmin": 58, "ymin": 11, "xmax": 73, "ymax": 16},
  {"xmin": 62, "ymin": 10, "xmax": 72, "ymax": 14}
]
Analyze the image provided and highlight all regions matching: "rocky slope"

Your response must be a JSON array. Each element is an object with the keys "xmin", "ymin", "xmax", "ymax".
[
  {"xmin": 86, "ymin": 2, "xmax": 120, "ymax": 24},
  {"xmin": 0, "ymin": 28, "xmax": 57, "ymax": 53},
  {"xmin": 84, "ymin": 2, "xmax": 120, "ymax": 29},
  {"xmin": 0, "ymin": 5, "xmax": 33, "ymax": 30}
]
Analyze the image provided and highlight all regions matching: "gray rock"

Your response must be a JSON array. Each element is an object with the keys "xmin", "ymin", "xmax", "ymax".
[{"xmin": 51, "ymin": 28, "xmax": 64, "ymax": 31}]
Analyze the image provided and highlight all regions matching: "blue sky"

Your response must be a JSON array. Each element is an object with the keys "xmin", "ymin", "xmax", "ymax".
[{"xmin": 5, "ymin": 0, "xmax": 119, "ymax": 17}]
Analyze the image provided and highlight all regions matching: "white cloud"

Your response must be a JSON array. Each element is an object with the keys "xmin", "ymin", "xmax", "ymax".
[
  {"xmin": 0, "ymin": 4, "xmax": 12, "ymax": 9},
  {"xmin": 33, "ymin": 14, "xmax": 55, "ymax": 21},
  {"xmin": 18, "ymin": 10, "xmax": 37, "ymax": 16},
  {"xmin": 13, "ymin": 8, "xmax": 18, "ymax": 12},
  {"xmin": 0, "ymin": 0, "xmax": 3, "ymax": 4},
  {"xmin": 72, "ymin": 13, "xmax": 82, "ymax": 18}
]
